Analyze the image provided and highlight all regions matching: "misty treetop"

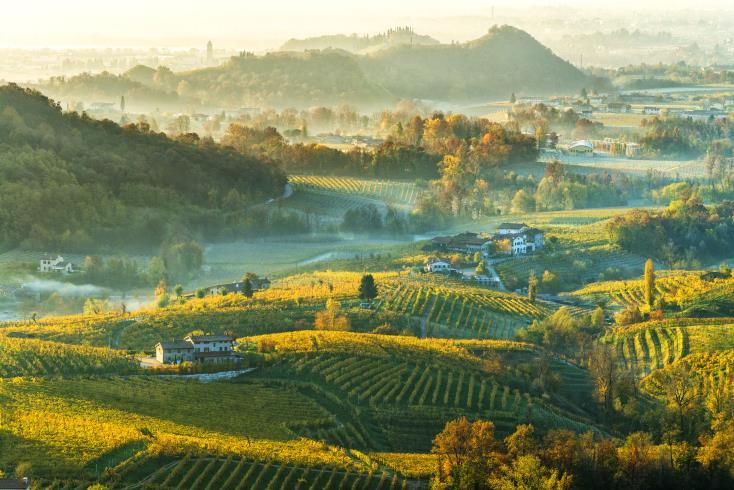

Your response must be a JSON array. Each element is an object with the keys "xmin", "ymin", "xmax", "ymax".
[{"xmin": 0, "ymin": 84, "xmax": 285, "ymax": 251}]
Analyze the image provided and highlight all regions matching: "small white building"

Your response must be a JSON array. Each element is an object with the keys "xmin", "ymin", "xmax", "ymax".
[
  {"xmin": 424, "ymin": 260, "xmax": 451, "ymax": 273},
  {"xmin": 474, "ymin": 274, "xmax": 499, "ymax": 286},
  {"xmin": 567, "ymin": 140, "xmax": 594, "ymax": 154},
  {"xmin": 497, "ymin": 223, "xmax": 529, "ymax": 235},
  {"xmin": 643, "ymin": 106, "xmax": 661, "ymax": 116},
  {"xmin": 38, "ymin": 255, "xmax": 75, "ymax": 274}
]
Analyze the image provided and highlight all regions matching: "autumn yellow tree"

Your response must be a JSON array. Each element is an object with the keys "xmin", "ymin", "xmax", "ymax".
[
  {"xmin": 431, "ymin": 417, "xmax": 499, "ymax": 487},
  {"xmin": 314, "ymin": 299, "xmax": 351, "ymax": 331}
]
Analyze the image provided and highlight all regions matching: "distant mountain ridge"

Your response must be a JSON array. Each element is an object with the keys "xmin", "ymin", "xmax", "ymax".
[
  {"xmin": 281, "ymin": 26, "xmax": 440, "ymax": 54},
  {"xmin": 39, "ymin": 25, "xmax": 588, "ymax": 110}
]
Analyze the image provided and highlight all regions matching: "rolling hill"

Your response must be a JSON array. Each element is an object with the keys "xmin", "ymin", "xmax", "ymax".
[
  {"xmin": 358, "ymin": 25, "xmax": 588, "ymax": 102},
  {"xmin": 38, "ymin": 26, "xmax": 589, "ymax": 110}
]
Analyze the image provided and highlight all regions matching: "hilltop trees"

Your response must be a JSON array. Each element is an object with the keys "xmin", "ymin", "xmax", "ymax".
[{"xmin": 608, "ymin": 198, "xmax": 734, "ymax": 265}]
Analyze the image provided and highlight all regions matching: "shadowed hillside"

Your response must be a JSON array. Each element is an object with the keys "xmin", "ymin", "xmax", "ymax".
[{"xmin": 0, "ymin": 84, "xmax": 286, "ymax": 251}]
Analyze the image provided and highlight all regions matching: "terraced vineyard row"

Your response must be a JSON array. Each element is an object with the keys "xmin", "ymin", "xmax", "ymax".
[
  {"xmin": 290, "ymin": 353, "xmax": 596, "ymax": 439},
  {"xmin": 496, "ymin": 247, "xmax": 646, "ymax": 286},
  {"xmin": 574, "ymin": 273, "xmax": 724, "ymax": 308},
  {"xmin": 0, "ymin": 336, "xmax": 135, "ymax": 377},
  {"xmin": 116, "ymin": 453, "xmax": 412, "ymax": 490},
  {"xmin": 605, "ymin": 326, "xmax": 689, "ymax": 375},
  {"xmin": 290, "ymin": 175, "xmax": 419, "ymax": 207},
  {"xmin": 282, "ymin": 188, "xmax": 388, "ymax": 221},
  {"xmin": 378, "ymin": 279, "xmax": 548, "ymax": 340}
]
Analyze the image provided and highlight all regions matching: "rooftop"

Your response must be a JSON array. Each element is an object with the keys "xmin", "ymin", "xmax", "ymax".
[
  {"xmin": 158, "ymin": 341, "xmax": 194, "ymax": 350},
  {"xmin": 0, "ymin": 479, "xmax": 29, "ymax": 490},
  {"xmin": 186, "ymin": 335, "xmax": 235, "ymax": 342},
  {"xmin": 498, "ymin": 222, "xmax": 528, "ymax": 230}
]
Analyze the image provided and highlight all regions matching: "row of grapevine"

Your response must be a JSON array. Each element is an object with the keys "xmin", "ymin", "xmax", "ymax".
[
  {"xmin": 0, "ymin": 335, "xmax": 135, "ymax": 377},
  {"xmin": 607, "ymin": 326, "xmax": 688, "ymax": 374},
  {"xmin": 290, "ymin": 175, "xmax": 419, "ymax": 207},
  {"xmin": 132, "ymin": 455, "xmax": 413, "ymax": 490},
  {"xmin": 378, "ymin": 278, "xmax": 547, "ymax": 340}
]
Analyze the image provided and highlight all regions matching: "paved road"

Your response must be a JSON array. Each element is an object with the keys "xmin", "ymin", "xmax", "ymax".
[{"xmin": 485, "ymin": 259, "xmax": 507, "ymax": 292}]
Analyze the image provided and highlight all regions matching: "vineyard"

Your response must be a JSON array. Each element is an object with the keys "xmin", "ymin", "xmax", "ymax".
[
  {"xmin": 377, "ymin": 276, "xmax": 552, "ymax": 340},
  {"xmin": 495, "ymin": 245, "xmax": 647, "ymax": 291},
  {"xmin": 0, "ymin": 334, "xmax": 135, "ymax": 377},
  {"xmin": 281, "ymin": 187, "xmax": 390, "ymax": 223},
  {"xmin": 249, "ymin": 331, "xmax": 599, "ymax": 450},
  {"xmin": 602, "ymin": 319, "xmax": 734, "ymax": 375},
  {"xmin": 281, "ymin": 352, "xmax": 594, "ymax": 442},
  {"xmin": 290, "ymin": 176, "xmax": 420, "ymax": 208},
  {"xmin": 102, "ymin": 450, "xmax": 417, "ymax": 489},
  {"xmin": 0, "ymin": 376, "xmax": 351, "ymax": 478},
  {"xmin": 572, "ymin": 272, "xmax": 729, "ymax": 309}
]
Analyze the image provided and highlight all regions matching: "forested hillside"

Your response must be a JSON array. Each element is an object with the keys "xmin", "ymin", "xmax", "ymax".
[{"xmin": 0, "ymin": 84, "xmax": 286, "ymax": 251}]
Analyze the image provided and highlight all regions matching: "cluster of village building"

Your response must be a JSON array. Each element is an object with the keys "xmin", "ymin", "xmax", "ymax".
[
  {"xmin": 424, "ymin": 223, "xmax": 544, "ymax": 285},
  {"xmin": 515, "ymin": 93, "xmax": 733, "ymax": 122}
]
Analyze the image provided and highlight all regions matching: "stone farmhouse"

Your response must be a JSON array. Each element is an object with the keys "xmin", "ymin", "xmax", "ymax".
[{"xmin": 155, "ymin": 334, "xmax": 241, "ymax": 365}]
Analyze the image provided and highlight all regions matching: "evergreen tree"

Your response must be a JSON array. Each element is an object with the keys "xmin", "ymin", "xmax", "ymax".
[
  {"xmin": 359, "ymin": 274, "xmax": 378, "ymax": 301},
  {"xmin": 644, "ymin": 258, "xmax": 655, "ymax": 307},
  {"xmin": 242, "ymin": 277, "xmax": 254, "ymax": 298}
]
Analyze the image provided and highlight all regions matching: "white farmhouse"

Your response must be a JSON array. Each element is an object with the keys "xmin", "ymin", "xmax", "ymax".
[
  {"xmin": 492, "ymin": 224, "xmax": 544, "ymax": 256},
  {"xmin": 424, "ymin": 259, "xmax": 451, "ymax": 273},
  {"xmin": 38, "ymin": 255, "xmax": 75, "ymax": 273}
]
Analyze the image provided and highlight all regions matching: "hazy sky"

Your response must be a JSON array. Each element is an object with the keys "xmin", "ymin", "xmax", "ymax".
[{"xmin": 1, "ymin": 0, "xmax": 730, "ymax": 49}]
